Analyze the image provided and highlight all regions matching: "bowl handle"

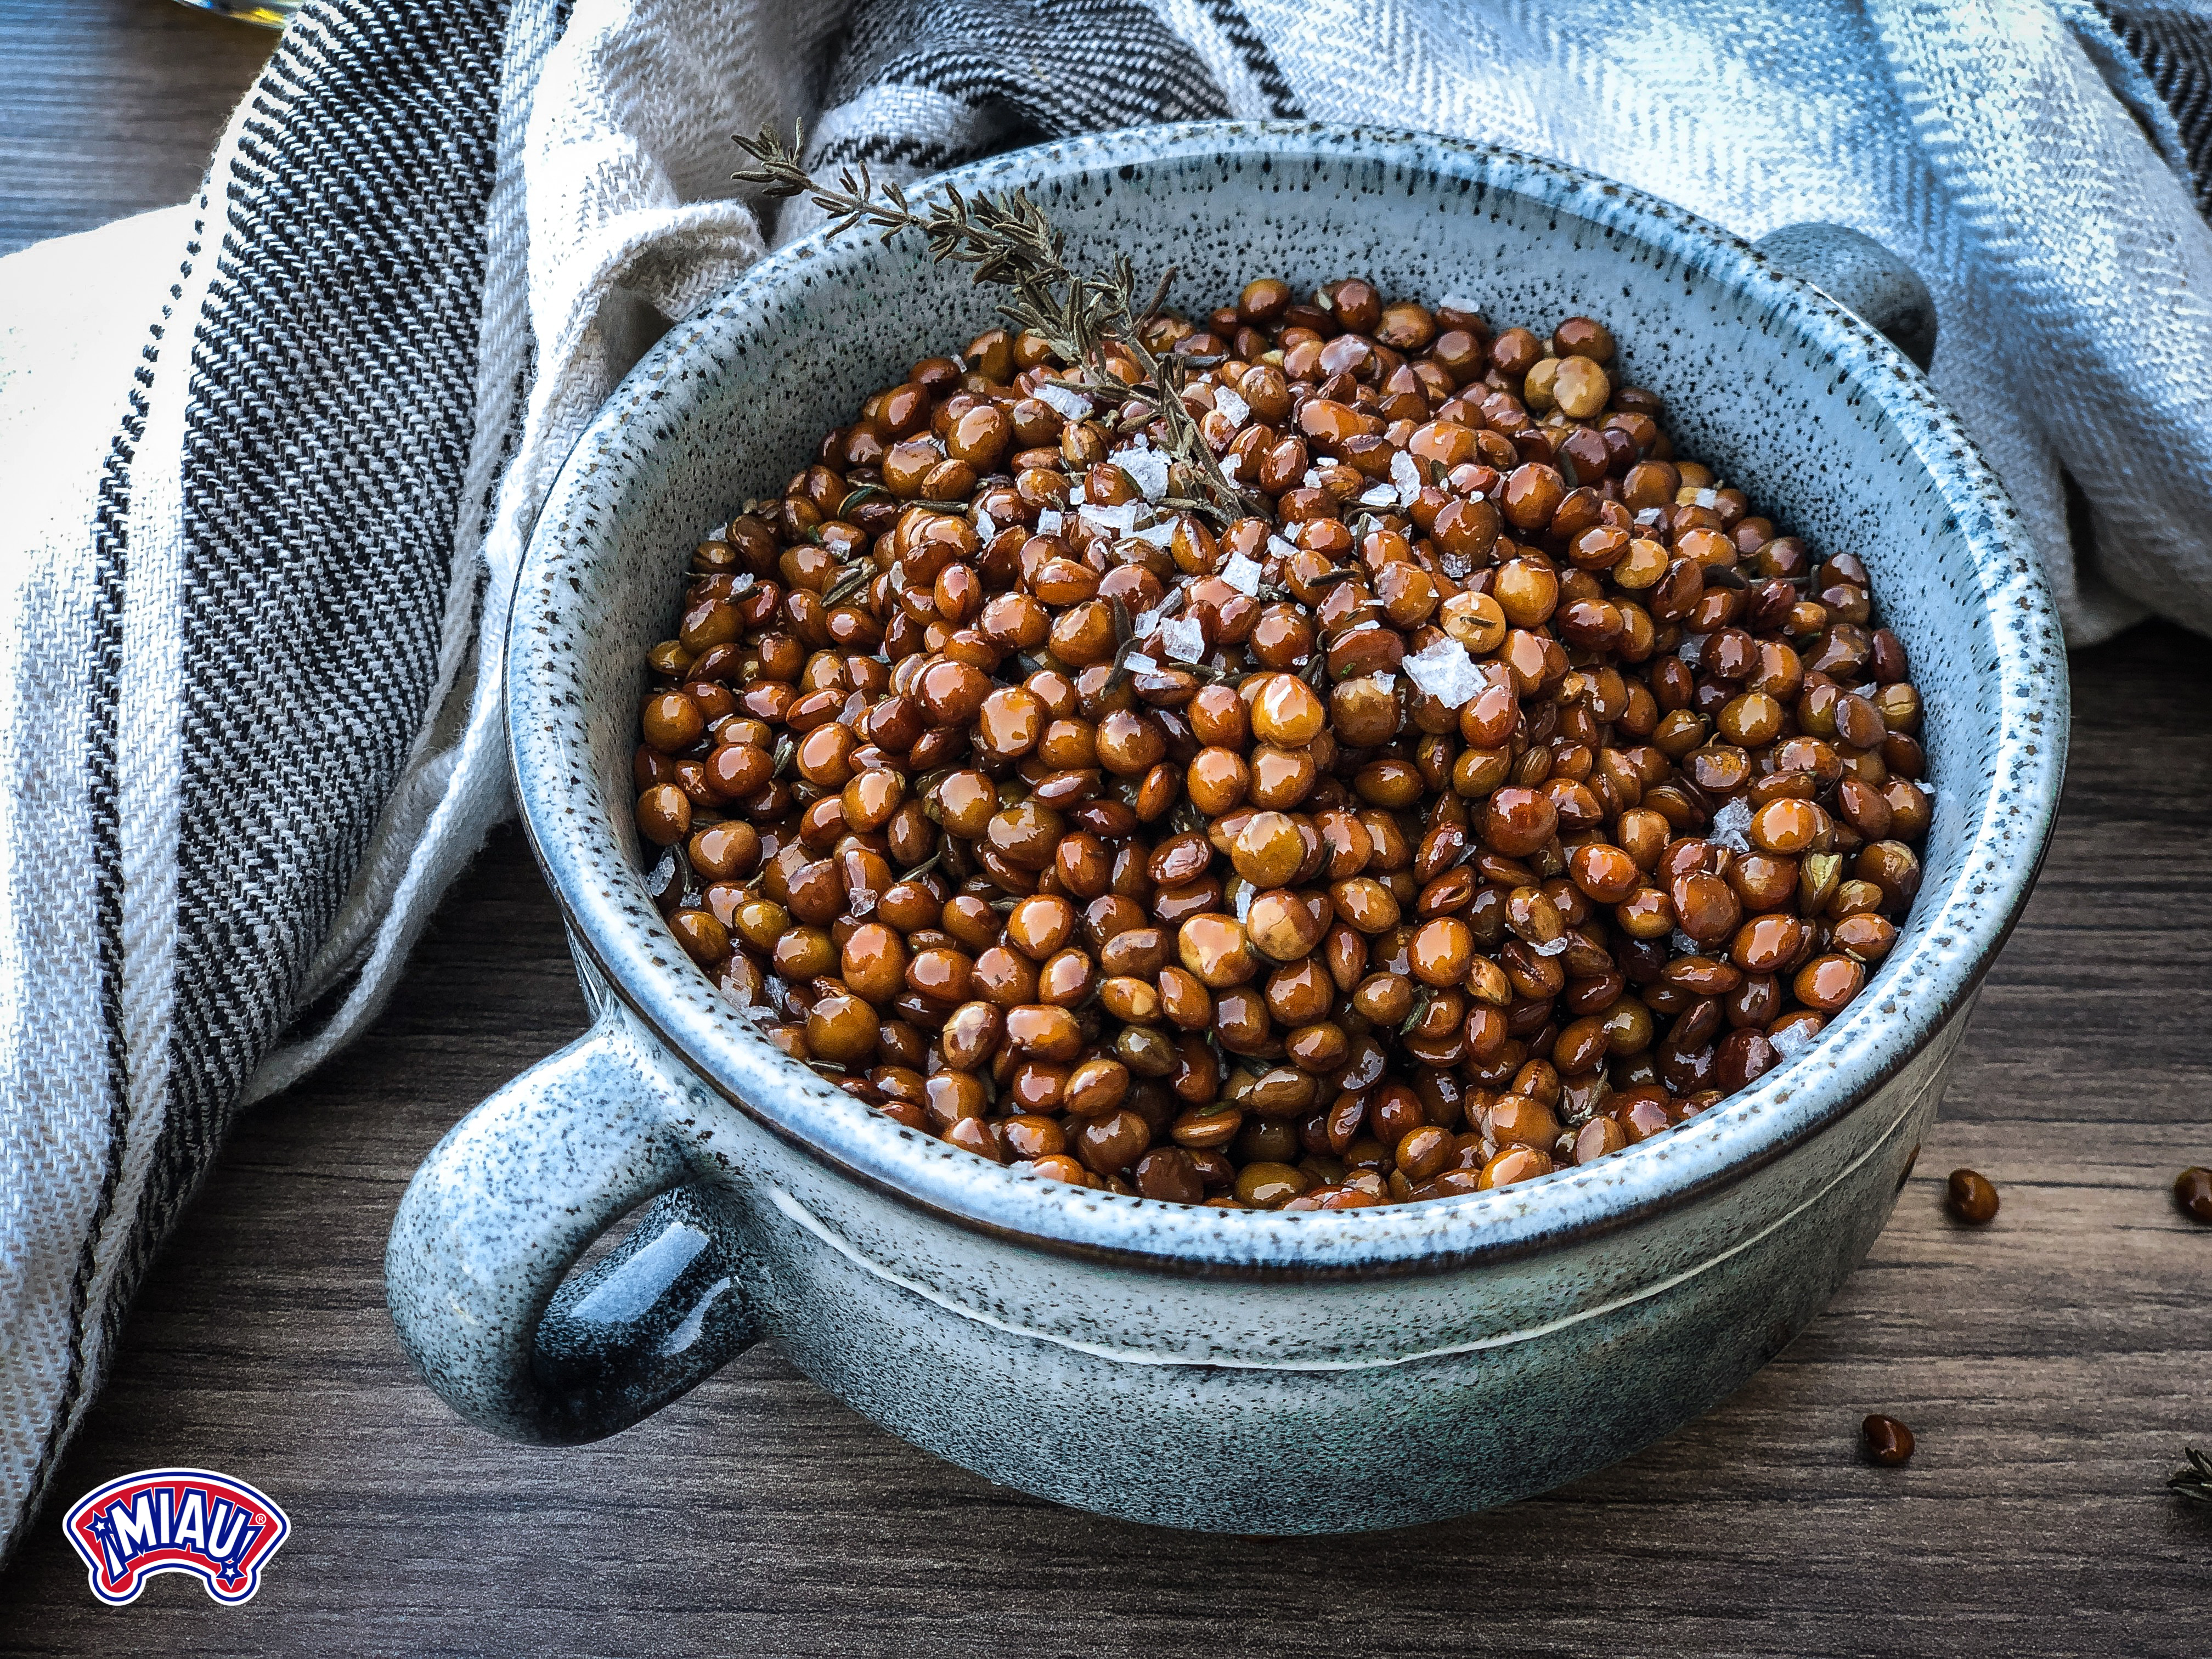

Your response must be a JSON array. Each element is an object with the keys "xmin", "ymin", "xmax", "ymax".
[
  {"xmin": 1752, "ymin": 223, "xmax": 1937, "ymax": 370},
  {"xmin": 385, "ymin": 1005, "xmax": 764, "ymax": 1444}
]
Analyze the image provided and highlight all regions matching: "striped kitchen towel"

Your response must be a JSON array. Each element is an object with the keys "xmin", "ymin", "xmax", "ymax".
[{"xmin": 3, "ymin": 0, "xmax": 2209, "ymax": 1561}]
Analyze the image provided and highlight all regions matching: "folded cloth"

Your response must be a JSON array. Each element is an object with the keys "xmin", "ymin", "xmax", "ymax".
[{"xmin": 3, "ymin": 0, "xmax": 2208, "ymax": 1559}]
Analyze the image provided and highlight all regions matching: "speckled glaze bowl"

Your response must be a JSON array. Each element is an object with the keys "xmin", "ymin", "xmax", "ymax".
[{"xmin": 387, "ymin": 123, "xmax": 2064, "ymax": 1534}]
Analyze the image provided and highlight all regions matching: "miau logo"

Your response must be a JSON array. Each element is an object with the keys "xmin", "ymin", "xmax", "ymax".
[{"xmin": 62, "ymin": 1468, "xmax": 289, "ymax": 1606}]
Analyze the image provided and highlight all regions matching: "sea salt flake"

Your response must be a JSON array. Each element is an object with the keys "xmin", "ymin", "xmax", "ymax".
[
  {"xmin": 1220, "ymin": 451, "xmax": 1244, "ymax": 481},
  {"xmin": 1440, "ymin": 293, "xmax": 1480, "ymax": 314},
  {"xmin": 1214, "ymin": 384, "xmax": 1250, "ymax": 426},
  {"xmin": 1694, "ymin": 488, "xmax": 1720, "ymax": 509},
  {"xmin": 1158, "ymin": 616, "xmax": 1207, "ymax": 664},
  {"xmin": 1110, "ymin": 445, "xmax": 1171, "ymax": 501},
  {"xmin": 1670, "ymin": 929, "xmax": 1702, "ymax": 957},
  {"xmin": 727, "ymin": 573, "xmax": 755, "ymax": 596},
  {"xmin": 1080, "ymin": 501, "xmax": 1143, "ymax": 536},
  {"xmin": 1303, "ymin": 468, "xmax": 1324, "ymax": 489},
  {"xmin": 1677, "ymin": 632, "xmax": 1710, "ymax": 666},
  {"xmin": 1127, "ymin": 518, "xmax": 1179, "ymax": 548},
  {"xmin": 1771, "ymin": 1025, "xmax": 1816, "ymax": 1060},
  {"xmin": 1373, "ymin": 673, "xmax": 1395, "ymax": 692},
  {"xmin": 1710, "ymin": 797, "xmax": 1753, "ymax": 853},
  {"xmin": 1390, "ymin": 449, "xmax": 1423, "ymax": 504},
  {"xmin": 1442, "ymin": 549, "xmax": 1472, "ymax": 578},
  {"xmin": 1358, "ymin": 484, "xmax": 1399, "ymax": 507},
  {"xmin": 1221, "ymin": 552, "xmax": 1265, "ymax": 595},
  {"xmin": 1122, "ymin": 652, "xmax": 1158, "ymax": 673},
  {"xmin": 1036, "ymin": 507, "xmax": 1064, "ymax": 535},
  {"xmin": 1034, "ymin": 381, "xmax": 1091, "ymax": 420},
  {"xmin": 847, "ymin": 887, "xmax": 878, "ymax": 918},
  {"xmin": 1634, "ymin": 507, "xmax": 1667, "ymax": 528},
  {"xmin": 1403, "ymin": 637, "xmax": 1485, "ymax": 707},
  {"xmin": 973, "ymin": 505, "xmax": 998, "ymax": 542},
  {"xmin": 1266, "ymin": 534, "xmax": 1299, "ymax": 563}
]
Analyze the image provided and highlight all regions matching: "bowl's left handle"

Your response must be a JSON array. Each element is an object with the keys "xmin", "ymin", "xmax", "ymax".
[{"xmin": 385, "ymin": 1005, "xmax": 764, "ymax": 1444}]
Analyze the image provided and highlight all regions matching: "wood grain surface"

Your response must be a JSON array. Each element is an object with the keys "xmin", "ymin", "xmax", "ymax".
[
  {"xmin": 0, "ymin": 0, "xmax": 274, "ymax": 257},
  {"xmin": 0, "ymin": 12, "xmax": 2206, "ymax": 1655}
]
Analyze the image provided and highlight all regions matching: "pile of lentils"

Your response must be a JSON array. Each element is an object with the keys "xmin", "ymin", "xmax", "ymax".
[{"xmin": 630, "ymin": 276, "xmax": 1932, "ymax": 1211}]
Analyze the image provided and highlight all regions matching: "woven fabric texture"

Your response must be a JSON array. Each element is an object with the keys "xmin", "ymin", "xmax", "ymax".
[{"xmin": 3, "ymin": 0, "xmax": 2209, "ymax": 1564}]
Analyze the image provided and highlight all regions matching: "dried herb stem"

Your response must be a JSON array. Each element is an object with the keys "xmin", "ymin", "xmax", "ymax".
[{"xmin": 733, "ymin": 125, "xmax": 1263, "ymax": 524}]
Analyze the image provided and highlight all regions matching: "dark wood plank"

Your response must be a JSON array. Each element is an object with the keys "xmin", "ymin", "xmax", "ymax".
[
  {"xmin": 0, "ymin": 0, "xmax": 273, "ymax": 256},
  {"xmin": 2, "ymin": 9, "xmax": 2207, "ymax": 1652},
  {"xmin": 2, "ymin": 623, "xmax": 2205, "ymax": 1657}
]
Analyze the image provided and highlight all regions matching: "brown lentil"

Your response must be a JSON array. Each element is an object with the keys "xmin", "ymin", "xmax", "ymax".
[
  {"xmin": 1861, "ymin": 1414, "xmax": 1915, "ymax": 1465},
  {"xmin": 631, "ymin": 283, "xmax": 1934, "ymax": 1206},
  {"xmin": 1946, "ymin": 1167, "xmax": 2000, "ymax": 1225},
  {"xmin": 2176, "ymin": 1166, "xmax": 2212, "ymax": 1223}
]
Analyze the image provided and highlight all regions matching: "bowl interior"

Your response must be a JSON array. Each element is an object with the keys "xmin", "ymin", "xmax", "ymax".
[{"xmin": 509, "ymin": 122, "xmax": 2064, "ymax": 1274}]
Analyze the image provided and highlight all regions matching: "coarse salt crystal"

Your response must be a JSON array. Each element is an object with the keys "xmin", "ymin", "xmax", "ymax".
[
  {"xmin": 1771, "ymin": 1024, "xmax": 1816, "ymax": 1060},
  {"xmin": 1214, "ymin": 384, "xmax": 1250, "ymax": 426},
  {"xmin": 1158, "ymin": 616, "xmax": 1207, "ymax": 663},
  {"xmin": 1303, "ymin": 468, "xmax": 1324, "ymax": 490},
  {"xmin": 1034, "ymin": 381, "xmax": 1091, "ymax": 420},
  {"xmin": 1122, "ymin": 652, "xmax": 1158, "ymax": 673},
  {"xmin": 1694, "ymin": 488, "xmax": 1720, "ymax": 509},
  {"xmin": 847, "ymin": 887, "xmax": 877, "ymax": 918},
  {"xmin": 1403, "ymin": 637, "xmax": 1485, "ymax": 707},
  {"xmin": 727, "ymin": 573, "xmax": 754, "ymax": 596},
  {"xmin": 1390, "ymin": 448, "xmax": 1423, "ymax": 504},
  {"xmin": 1441, "ymin": 293, "xmax": 1479, "ymax": 313},
  {"xmin": 1080, "ymin": 501, "xmax": 1143, "ymax": 536},
  {"xmin": 973, "ymin": 504, "xmax": 997, "ymax": 542},
  {"xmin": 1634, "ymin": 507, "xmax": 1667, "ymax": 528},
  {"xmin": 1710, "ymin": 797, "xmax": 1753, "ymax": 852},
  {"xmin": 1111, "ymin": 446, "xmax": 1171, "ymax": 501},
  {"xmin": 1678, "ymin": 633, "xmax": 1709, "ymax": 666},
  {"xmin": 1035, "ymin": 507, "xmax": 1064, "ymax": 535},
  {"xmin": 1442, "ymin": 549, "xmax": 1472, "ymax": 578},
  {"xmin": 1221, "ymin": 552, "xmax": 1264, "ymax": 595},
  {"xmin": 1127, "ymin": 517, "xmax": 1178, "ymax": 548},
  {"xmin": 1359, "ymin": 483, "xmax": 1398, "ymax": 507},
  {"xmin": 1670, "ymin": 930, "xmax": 1702, "ymax": 957},
  {"xmin": 1266, "ymin": 533, "xmax": 1299, "ymax": 563},
  {"xmin": 1220, "ymin": 451, "xmax": 1244, "ymax": 481},
  {"xmin": 1373, "ymin": 672, "xmax": 1395, "ymax": 693}
]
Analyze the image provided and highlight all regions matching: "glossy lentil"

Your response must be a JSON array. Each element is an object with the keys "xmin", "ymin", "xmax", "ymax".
[{"xmin": 631, "ymin": 283, "xmax": 1934, "ymax": 1207}]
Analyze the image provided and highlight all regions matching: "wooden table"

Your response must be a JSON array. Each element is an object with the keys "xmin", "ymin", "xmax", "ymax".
[{"xmin": 2, "ymin": 9, "xmax": 2206, "ymax": 1652}]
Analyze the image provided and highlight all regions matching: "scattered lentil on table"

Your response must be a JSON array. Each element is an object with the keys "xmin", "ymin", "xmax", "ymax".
[
  {"xmin": 1862, "ymin": 1414, "xmax": 1916, "ymax": 1465},
  {"xmin": 2176, "ymin": 1166, "xmax": 2212, "ymax": 1223},
  {"xmin": 630, "ymin": 276, "xmax": 1935, "ymax": 1210},
  {"xmin": 1946, "ymin": 1167, "xmax": 2000, "ymax": 1225}
]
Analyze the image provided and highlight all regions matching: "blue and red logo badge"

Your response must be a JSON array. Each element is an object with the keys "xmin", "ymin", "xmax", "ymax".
[{"xmin": 63, "ymin": 1468, "xmax": 289, "ymax": 1606}]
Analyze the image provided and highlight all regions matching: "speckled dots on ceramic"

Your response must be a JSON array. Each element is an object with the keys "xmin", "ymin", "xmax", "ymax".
[{"xmin": 385, "ymin": 123, "xmax": 2066, "ymax": 1534}]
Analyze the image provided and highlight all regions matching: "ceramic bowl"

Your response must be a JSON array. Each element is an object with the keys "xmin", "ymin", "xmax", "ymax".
[{"xmin": 386, "ymin": 122, "xmax": 2064, "ymax": 1534}]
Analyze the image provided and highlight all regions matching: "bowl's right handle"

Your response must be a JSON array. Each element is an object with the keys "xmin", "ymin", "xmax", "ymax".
[
  {"xmin": 385, "ymin": 1004, "xmax": 764, "ymax": 1444},
  {"xmin": 1753, "ymin": 223, "xmax": 1938, "ymax": 370}
]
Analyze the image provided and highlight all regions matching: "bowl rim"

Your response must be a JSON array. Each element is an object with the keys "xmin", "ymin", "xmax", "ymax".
[{"xmin": 507, "ymin": 119, "xmax": 2067, "ymax": 1280}]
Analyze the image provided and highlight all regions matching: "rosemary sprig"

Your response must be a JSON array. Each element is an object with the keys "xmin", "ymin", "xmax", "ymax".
[
  {"xmin": 2169, "ymin": 1446, "xmax": 2212, "ymax": 1506},
  {"xmin": 733, "ymin": 125, "xmax": 1264, "ymax": 526}
]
